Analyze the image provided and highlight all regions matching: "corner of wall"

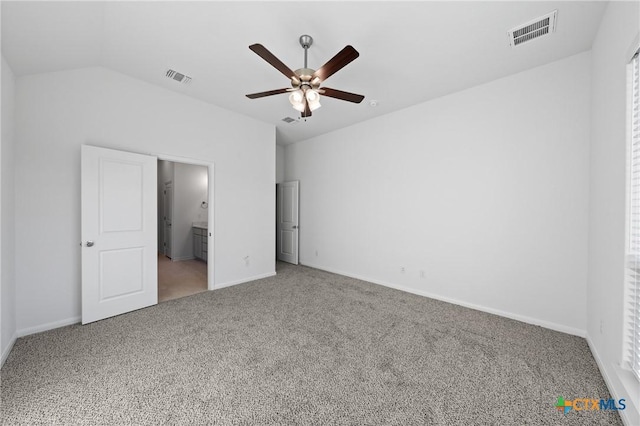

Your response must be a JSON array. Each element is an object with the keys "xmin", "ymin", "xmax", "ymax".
[
  {"xmin": 1, "ymin": 54, "xmax": 17, "ymax": 367},
  {"xmin": 586, "ymin": 335, "xmax": 639, "ymax": 425},
  {"xmin": 276, "ymin": 144, "xmax": 285, "ymax": 184},
  {"xmin": 0, "ymin": 332, "xmax": 17, "ymax": 369}
]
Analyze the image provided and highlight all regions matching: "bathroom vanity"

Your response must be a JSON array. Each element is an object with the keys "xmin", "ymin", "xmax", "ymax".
[{"xmin": 192, "ymin": 222, "xmax": 208, "ymax": 262}]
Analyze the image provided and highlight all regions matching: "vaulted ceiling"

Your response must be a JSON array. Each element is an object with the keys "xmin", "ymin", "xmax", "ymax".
[{"xmin": 1, "ymin": 1, "xmax": 607, "ymax": 145}]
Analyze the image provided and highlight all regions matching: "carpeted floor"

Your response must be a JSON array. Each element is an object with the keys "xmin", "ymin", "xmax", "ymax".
[{"xmin": 1, "ymin": 263, "xmax": 622, "ymax": 425}]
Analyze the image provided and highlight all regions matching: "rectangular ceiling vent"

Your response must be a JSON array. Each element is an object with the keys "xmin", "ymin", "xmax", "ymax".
[
  {"xmin": 281, "ymin": 117, "xmax": 297, "ymax": 124},
  {"xmin": 508, "ymin": 10, "xmax": 557, "ymax": 47},
  {"xmin": 166, "ymin": 69, "xmax": 192, "ymax": 84}
]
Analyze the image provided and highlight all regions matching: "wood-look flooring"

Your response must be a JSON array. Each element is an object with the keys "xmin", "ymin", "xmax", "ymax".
[{"xmin": 158, "ymin": 253, "xmax": 208, "ymax": 303}]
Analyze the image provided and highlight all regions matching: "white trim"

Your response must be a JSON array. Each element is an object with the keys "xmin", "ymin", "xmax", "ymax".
[
  {"xmin": 155, "ymin": 152, "xmax": 214, "ymax": 167},
  {"xmin": 301, "ymin": 262, "xmax": 586, "ymax": 337},
  {"xmin": 0, "ymin": 333, "xmax": 17, "ymax": 369},
  {"xmin": 169, "ymin": 255, "xmax": 195, "ymax": 262},
  {"xmin": 587, "ymin": 335, "xmax": 639, "ymax": 426},
  {"xmin": 214, "ymin": 272, "xmax": 276, "ymax": 290},
  {"xmin": 16, "ymin": 316, "xmax": 80, "ymax": 338},
  {"xmin": 155, "ymin": 153, "xmax": 215, "ymax": 291},
  {"xmin": 205, "ymin": 163, "xmax": 214, "ymax": 290},
  {"xmin": 626, "ymin": 32, "xmax": 639, "ymax": 62},
  {"xmin": 7, "ymin": 269, "xmax": 274, "ymax": 344}
]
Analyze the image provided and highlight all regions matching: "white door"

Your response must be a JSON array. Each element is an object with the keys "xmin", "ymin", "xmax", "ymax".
[
  {"xmin": 81, "ymin": 145, "xmax": 158, "ymax": 324},
  {"xmin": 163, "ymin": 182, "xmax": 173, "ymax": 258},
  {"xmin": 277, "ymin": 181, "xmax": 299, "ymax": 264}
]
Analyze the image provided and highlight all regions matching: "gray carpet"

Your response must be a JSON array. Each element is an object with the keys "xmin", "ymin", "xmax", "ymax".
[{"xmin": 1, "ymin": 263, "xmax": 622, "ymax": 425}]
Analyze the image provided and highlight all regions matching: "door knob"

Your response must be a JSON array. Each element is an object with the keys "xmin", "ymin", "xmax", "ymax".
[
  {"xmin": 86, "ymin": 241, "xmax": 94, "ymax": 247},
  {"xmin": 293, "ymin": 225, "xmax": 299, "ymax": 229}
]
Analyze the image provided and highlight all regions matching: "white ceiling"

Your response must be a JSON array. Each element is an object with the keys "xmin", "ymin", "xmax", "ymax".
[{"xmin": 1, "ymin": 1, "xmax": 607, "ymax": 145}]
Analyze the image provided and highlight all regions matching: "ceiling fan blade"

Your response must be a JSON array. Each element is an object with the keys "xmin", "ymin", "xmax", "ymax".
[
  {"xmin": 246, "ymin": 88, "xmax": 290, "ymax": 99},
  {"xmin": 312, "ymin": 45, "xmax": 359, "ymax": 82},
  {"xmin": 249, "ymin": 44, "xmax": 296, "ymax": 79},
  {"xmin": 301, "ymin": 98, "xmax": 312, "ymax": 118},
  {"xmin": 320, "ymin": 87, "xmax": 365, "ymax": 103}
]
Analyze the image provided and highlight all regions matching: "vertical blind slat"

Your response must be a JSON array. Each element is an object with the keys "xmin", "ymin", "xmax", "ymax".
[{"xmin": 626, "ymin": 51, "xmax": 640, "ymax": 382}]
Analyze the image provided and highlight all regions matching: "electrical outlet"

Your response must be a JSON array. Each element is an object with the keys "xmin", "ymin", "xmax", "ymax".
[
  {"xmin": 420, "ymin": 270, "xmax": 425, "ymax": 279},
  {"xmin": 244, "ymin": 255, "xmax": 250, "ymax": 267},
  {"xmin": 315, "ymin": 250, "xmax": 318, "ymax": 257},
  {"xmin": 400, "ymin": 266, "xmax": 405, "ymax": 274},
  {"xmin": 600, "ymin": 319, "xmax": 604, "ymax": 334}
]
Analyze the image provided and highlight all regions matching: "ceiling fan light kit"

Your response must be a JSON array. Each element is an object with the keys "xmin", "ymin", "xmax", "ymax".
[{"xmin": 246, "ymin": 34, "xmax": 365, "ymax": 119}]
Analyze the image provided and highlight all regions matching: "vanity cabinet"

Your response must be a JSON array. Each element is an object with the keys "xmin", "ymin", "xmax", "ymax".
[{"xmin": 193, "ymin": 226, "xmax": 208, "ymax": 262}]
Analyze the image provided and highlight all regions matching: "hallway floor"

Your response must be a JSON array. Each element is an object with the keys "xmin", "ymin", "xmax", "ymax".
[{"xmin": 158, "ymin": 254, "xmax": 208, "ymax": 302}]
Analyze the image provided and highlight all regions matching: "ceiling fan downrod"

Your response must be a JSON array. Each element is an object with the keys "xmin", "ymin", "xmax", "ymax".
[{"xmin": 299, "ymin": 35, "xmax": 313, "ymax": 69}]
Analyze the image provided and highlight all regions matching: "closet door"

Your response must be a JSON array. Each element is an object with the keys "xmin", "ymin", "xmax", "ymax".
[{"xmin": 277, "ymin": 181, "xmax": 299, "ymax": 264}]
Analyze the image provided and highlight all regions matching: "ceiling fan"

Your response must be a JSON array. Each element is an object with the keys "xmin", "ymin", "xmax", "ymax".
[{"xmin": 245, "ymin": 35, "xmax": 365, "ymax": 118}]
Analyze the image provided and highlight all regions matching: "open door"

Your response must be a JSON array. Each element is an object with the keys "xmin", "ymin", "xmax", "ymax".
[
  {"xmin": 81, "ymin": 145, "xmax": 158, "ymax": 324},
  {"xmin": 277, "ymin": 181, "xmax": 299, "ymax": 264}
]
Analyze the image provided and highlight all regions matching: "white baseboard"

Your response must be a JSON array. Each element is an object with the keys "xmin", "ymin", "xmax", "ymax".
[
  {"xmin": 214, "ymin": 271, "xmax": 276, "ymax": 290},
  {"xmin": 2, "ymin": 271, "xmax": 273, "ymax": 366},
  {"xmin": 0, "ymin": 333, "xmax": 17, "ymax": 369},
  {"xmin": 301, "ymin": 262, "xmax": 586, "ymax": 337},
  {"xmin": 170, "ymin": 256, "xmax": 196, "ymax": 262},
  {"xmin": 9, "ymin": 271, "xmax": 275, "ymax": 340},
  {"xmin": 16, "ymin": 316, "xmax": 81, "ymax": 338},
  {"xmin": 2, "ymin": 317, "xmax": 80, "ymax": 368},
  {"xmin": 586, "ymin": 335, "xmax": 639, "ymax": 426}
]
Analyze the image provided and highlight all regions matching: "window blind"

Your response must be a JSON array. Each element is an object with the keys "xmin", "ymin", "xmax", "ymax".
[{"xmin": 625, "ymin": 50, "xmax": 640, "ymax": 381}]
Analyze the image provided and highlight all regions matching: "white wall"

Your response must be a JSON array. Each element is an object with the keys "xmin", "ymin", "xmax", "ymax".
[
  {"xmin": 285, "ymin": 52, "xmax": 591, "ymax": 335},
  {"xmin": 1, "ymin": 56, "xmax": 17, "ymax": 366},
  {"xmin": 172, "ymin": 162, "xmax": 208, "ymax": 260},
  {"xmin": 587, "ymin": 1, "xmax": 640, "ymax": 424},
  {"xmin": 14, "ymin": 67, "xmax": 275, "ymax": 332},
  {"xmin": 276, "ymin": 144, "xmax": 285, "ymax": 184}
]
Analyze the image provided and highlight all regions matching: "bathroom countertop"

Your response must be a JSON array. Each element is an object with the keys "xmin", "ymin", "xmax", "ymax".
[{"xmin": 192, "ymin": 222, "xmax": 208, "ymax": 230}]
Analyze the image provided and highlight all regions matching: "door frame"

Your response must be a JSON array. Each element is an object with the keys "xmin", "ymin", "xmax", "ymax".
[
  {"xmin": 162, "ymin": 181, "xmax": 173, "ymax": 258},
  {"xmin": 276, "ymin": 180, "xmax": 299, "ymax": 265},
  {"xmin": 157, "ymin": 153, "xmax": 215, "ymax": 291}
]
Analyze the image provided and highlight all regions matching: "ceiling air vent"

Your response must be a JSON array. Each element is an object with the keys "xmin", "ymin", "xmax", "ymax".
[
  {"xmin": 166, "ymin": 69, "xmax": 192, "ymax": 84},
  {"xmin": 281, "ymin": 117, "xmax": 296, "ymax": 124},
  {"xmin": 508, "ymin": 10, "xmax": 557, "ymax": 47}
]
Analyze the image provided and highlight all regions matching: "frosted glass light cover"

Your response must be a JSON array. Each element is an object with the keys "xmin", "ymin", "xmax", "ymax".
[{"xmin": 289, "ymin": 90, "xmax": 304, "ymax": 105}]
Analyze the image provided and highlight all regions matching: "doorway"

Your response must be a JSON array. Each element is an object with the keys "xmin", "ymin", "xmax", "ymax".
[
  {"xmin": 81, "ymin": 146, "xmax": 215, "ymax": 324},
  {"xmin": 276, "ymin": 180, "xmax": 299, "ymax": 265},
  {"xmin": 157, "ymin": 159, "xmax": 211, "ymax": 302}
]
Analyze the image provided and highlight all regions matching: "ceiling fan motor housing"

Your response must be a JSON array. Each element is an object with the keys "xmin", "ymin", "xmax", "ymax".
[{"xmin": 291, "ymin": 68, "xmax": 320, "ymax": 90}]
